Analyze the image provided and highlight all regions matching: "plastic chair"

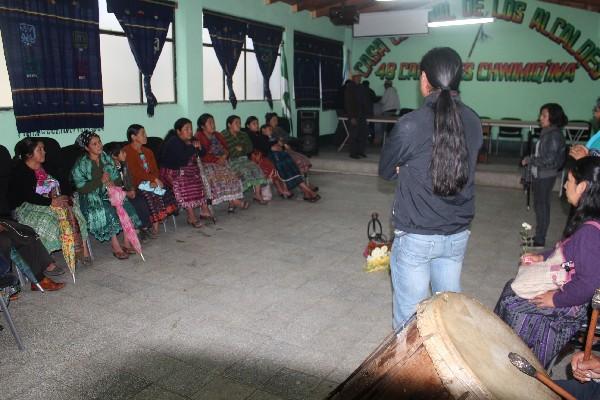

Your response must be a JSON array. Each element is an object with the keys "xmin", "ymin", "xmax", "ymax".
[
  {"xmin": 0, "ymin": 273, "xmax": 25, "ymax": 350},
  {"xmin": 495, "ymin": 118, "xmax": 524, "ymax": 156},
  {"xmin": 145, "ymin": 137, "xmax": 164, "ymax": 160},
  {"xmin": 0, "ymin": 144, "xmax": 12, "ymax": 217},
  {"xmin": 59, "ymin": 144, "xmax": 84, "ymax": 196}
]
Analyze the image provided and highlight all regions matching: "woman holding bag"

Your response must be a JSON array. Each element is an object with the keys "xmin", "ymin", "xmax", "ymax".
[{"xmin": 495, "ymin": 156, "xmax": 600, "ymax": 367}]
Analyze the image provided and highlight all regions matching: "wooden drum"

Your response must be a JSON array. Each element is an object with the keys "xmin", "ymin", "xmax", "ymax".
[{"xmin": 327, "ymin": 292, "xmax": 559, "ymax": 400}]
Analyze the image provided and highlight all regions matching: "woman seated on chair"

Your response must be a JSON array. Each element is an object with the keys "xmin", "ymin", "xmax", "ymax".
[
  {"xmin": 71, "ymin": 131, "xmax": 141, "ymax": 260},
  {"xmin": 243, "ymin": 116, "xmax": 289, "ymax": 197},
  {"xmin": 159, "ymin": 118, "xmax": 212, "ymax": 228},
  {"xmin": 194, "ymin": 114, "xmax": 247, "ymax": 214},
  {"xmin": 9, "ymin": 137, "xmax": 91, "ymax": 268},
  {"xmin": 104, "ymin": 142, "xmax": 153, "ymax": 241},
  {"xmin": 266, "ymin": 112, "xmax": 312, "ymax": 175},
  {"xmin": 261, "ymin": 124, "xmax": 320, "ymax": 202},
  {"xmin": 0, "ymin": 217, "xmax": 64, "ymax": 291},
  {"xmin": 121, "ymin": 124, "xmax": 178, "ymax": 236},
  {"xmin": 495, "ymin": 156, "xmax": 600, "ymax": 368},
  {"xmin": 221, "ymin": 115, "xmax": 269, "ymax": 205}
]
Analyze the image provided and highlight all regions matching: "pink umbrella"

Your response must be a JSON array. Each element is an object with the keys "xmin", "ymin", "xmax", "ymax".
[{"xmin": 107, "ymin": 186, "xmax": 145, "ymax": 261}]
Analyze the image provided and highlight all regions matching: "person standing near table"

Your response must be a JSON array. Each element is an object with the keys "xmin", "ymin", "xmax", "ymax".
[
  {"xmin": 379, "ymin": 47, "xmax": 482, "ymax": 330},
  {"xmin": 522, "ymin": 103, "xmax": 567, "ymax": 247},
  {"xmin": 374, "ymin": 80, "xmax": 401, "ymax": 144},
  {"xmin": 345, "ymin": 71, "xmax": 370, "ymax": 159}
]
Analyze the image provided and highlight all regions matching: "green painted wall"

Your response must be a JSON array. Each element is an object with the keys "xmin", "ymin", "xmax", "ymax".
[
  {"xmin": 0, "ymin": 0, "xmax": 347, "ymax": 154},
  {"xmin": 351, "ymin": 0, "xmax": 599, "ymax": 125}
]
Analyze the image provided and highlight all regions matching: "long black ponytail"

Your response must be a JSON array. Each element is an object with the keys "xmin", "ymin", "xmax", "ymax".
[{"xmin": 420, "ymin": 47, "xmax": 468, "ymax": 196}]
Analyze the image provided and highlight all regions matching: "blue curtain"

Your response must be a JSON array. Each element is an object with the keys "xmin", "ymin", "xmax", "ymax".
[
  {"xmin": 247, "ymin": 23, "xmax": 283, "ymax": 110},
  {"xmin": 294, "ymin": 32, "xmax": 321, "ymax": 108},
  {"xmin": 0, "ymin": 0, "xmax": 103, "ymax": 134},
  {"xmin": 319, "ymin": 40, "xmax": 343, "ymax": 111},
  {"xmin": 294, "ymin": 32, "xmax": 343, "ymax": 110},
  {"xmin": 204, "ymin": 12, "xmax": 247, "ymax": 109},
  {"xmin": 107, "ymin": 0, "xmax": 175, "ymax": 117}
]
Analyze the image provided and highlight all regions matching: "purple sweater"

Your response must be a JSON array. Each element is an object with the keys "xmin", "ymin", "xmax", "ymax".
[{"xmin": 547, "ymin": 222, "xmax": 600, "ymax": 307}]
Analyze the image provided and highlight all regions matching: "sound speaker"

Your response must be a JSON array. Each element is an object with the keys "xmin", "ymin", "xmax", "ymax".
[
  {"xmin": 297, "ymin": 110, "xmax": 319, "ymax": 156},
  {"xmin": 329, "ymin": 6, "xmax": 359, "ymax": 26}
]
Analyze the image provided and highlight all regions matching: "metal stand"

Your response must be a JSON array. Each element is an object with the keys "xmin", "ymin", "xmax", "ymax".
[{"xmin": 0, "ymin": 292, "xmax": 25, "ymax": 350}]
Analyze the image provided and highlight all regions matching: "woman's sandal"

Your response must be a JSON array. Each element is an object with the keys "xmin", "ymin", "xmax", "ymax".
[
  {"xmin": 122, "ymin": 246, "xmax": 137, "ymax": 255},
  {"xmin": 253, "ymin": 197, "xmax": 268, "ymax": 205},
  {"xmin": 303, "ymin": 194, "xmax": 321, "ymax": 203},
  {"xmin": 241, "ymin": 200, "xmax": 250, "ymax": 209},
  {"xmin": 113, "ymin": 251, "xmax": 129, "ymax": 260},
  {"xmin": 187, "ymin": 219, "xmax": 204, "ymax": 228},
  {"xmin": 227, "ymin": 206, "xmax": 236, "ymax": 214},
  {"xmin": 200, "ymin": 213, "xmax": 217, "ymax": 224}
]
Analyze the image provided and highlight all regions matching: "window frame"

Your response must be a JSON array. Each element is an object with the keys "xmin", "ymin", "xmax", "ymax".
[
  {"xmin": 202, "ymin": 29, "xmax": 282, "ymax": 104},
  {"xmin": 99, "ymin": 21, "xmax": 177, "ymax": 106},
  {"xmin": 0, "ymin": 13, "xmax": 177, "ymax": 110}
]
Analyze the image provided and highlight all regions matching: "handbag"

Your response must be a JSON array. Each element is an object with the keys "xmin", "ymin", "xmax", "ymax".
[
  {"xmin": 363, "ymin": 212, "xmax": 391, "ymax": 257},
  {"xmin": 511, "ymin": 220, "xmax": 600, "ymax": 299}
]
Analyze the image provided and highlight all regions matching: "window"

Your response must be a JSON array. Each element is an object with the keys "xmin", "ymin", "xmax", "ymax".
[
  {"xmin": 202, "ymin": 28, "xmax": 281, "ymax": 102},
  {"xmin": 0, "ymin": 34, "xmax": 11, "ymax": 108},
  {"xmin": 99, "ymin": 0, "xmax": 176, "ymax": 105},
  {"xmin": 0, "ymin": 0, "xmax": 176, "ymax": 109}
]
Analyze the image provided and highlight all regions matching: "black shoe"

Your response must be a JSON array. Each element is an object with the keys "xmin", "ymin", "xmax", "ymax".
[
  {"xmin": 349, "ymin": 154, "xmax": 360, "ymax": 159},
  {"xmin": 359, "ymin": 153, "xmax": 367, "ymax": 158},
  {"xmin": 532, "ymin": 241, "xmax": 545, "ymax": 247}
]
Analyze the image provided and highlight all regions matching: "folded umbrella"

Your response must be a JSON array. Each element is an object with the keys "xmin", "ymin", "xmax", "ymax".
[
  {"xmin": 107, "ymin": 186, "xmax": 145, "ymax": 261},
  {"xmin": 51, "ymin": 206, "xmax": 77, "ymax": 282}
]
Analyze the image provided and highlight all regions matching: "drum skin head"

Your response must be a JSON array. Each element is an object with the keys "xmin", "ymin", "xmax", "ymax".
[{"xmin": 417, "ymin": 292, "xmax": 560, "ymax": 400}]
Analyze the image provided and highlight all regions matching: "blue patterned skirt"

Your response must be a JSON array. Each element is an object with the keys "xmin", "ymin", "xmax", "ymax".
[
  {"xmin": 269, "ymin": 151, "xmax": 304, "ymax": 190},
  {"xmin": 494, "ymin": 279, "xmax": 588, "ymax": 368}
]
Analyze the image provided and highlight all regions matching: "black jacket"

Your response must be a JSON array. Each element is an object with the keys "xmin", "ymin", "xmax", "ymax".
[
  {"xmin": 8, "ymin": 161, "xmax": 53, "ymax": 209},
  {"xmin": 530, "ymin": 126, "xmax": 566, "ymax": 179},
  {"xmin": 159, "ymin": 135, "xmax": 205, "ymax": 170},
  {"xmin": 379, "ymin": 92, "xmax": 483, "ymax": 235}
]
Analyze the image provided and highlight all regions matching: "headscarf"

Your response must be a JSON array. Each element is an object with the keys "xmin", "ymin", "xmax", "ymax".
[{"xmin": 76, "ymin": 130, "xmax": 98, "ymax": 149}]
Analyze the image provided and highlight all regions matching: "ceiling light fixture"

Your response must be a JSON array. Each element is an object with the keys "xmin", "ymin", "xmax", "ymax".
[{"xmin": 428, "ymin": 17, "xmax": 494, "ymax": 27}]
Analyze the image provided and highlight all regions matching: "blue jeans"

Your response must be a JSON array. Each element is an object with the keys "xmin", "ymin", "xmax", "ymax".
[{"xmin": 390, "ymin": 229, "xmax": 471, "ymax": 330}]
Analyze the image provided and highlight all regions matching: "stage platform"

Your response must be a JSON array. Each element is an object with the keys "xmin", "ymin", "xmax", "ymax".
[{"xmin": 310, "ymin": 145, "xmax": 562, "ymax": 191}]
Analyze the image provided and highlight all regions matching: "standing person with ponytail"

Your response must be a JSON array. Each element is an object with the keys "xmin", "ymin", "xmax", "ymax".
[{"xmin": 379, "ymin": 47, "xmax": 483, "ymax": 330}]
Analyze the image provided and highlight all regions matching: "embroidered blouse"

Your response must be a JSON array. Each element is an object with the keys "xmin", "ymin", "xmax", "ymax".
[
  {"xmin": 123, "ymin": 144, "xmax": 160, "ymax": 187},
  {"xmin": 221, "ymin": 129, "xmax": 253, "ymax": 159}
]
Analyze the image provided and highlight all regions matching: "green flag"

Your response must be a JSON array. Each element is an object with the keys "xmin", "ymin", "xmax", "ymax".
[{"xmin": 280, "ymin": 42, "xmax": 292, "ymax": 135}]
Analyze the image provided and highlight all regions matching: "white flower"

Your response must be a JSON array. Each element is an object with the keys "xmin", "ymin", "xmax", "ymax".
[{"xmin": 521, "ymin": 222, "xmax": 532, "ymax": 230}]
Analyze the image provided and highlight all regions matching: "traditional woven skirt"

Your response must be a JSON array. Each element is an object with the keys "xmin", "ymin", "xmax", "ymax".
[
  {"xmin": 288, "ymin": 149, "xmax": 312, "ymax": 174},
  {"xmin": 494, "ymin": 279, "xmax": 588, "ymax": 368},
  {"xmin": 269, "ymin": 151, "xmax": 304, "ymax": 190},
  {"xmin": 228, "ymin": 156, "xmax": 268, "ymax": 192},
  {"xmin": 15, "ymin": 201, "xmax": 88, "ymax": 254},
  {"xmin": 198, "ymin": 162, "xmax": 244, "ymax": 205},
  {"xmin": 78, "ymin": 192, "xmax": 141, "ymax": 242},
  {"xmin": 160, "ymin": 161, "xmax": 206, "ymax": 209},
  {"xmin": 139, "ymin": 189, "xmax": 178, "ymax": 224}
]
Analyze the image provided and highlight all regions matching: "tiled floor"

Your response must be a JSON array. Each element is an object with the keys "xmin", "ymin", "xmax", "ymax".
[{"xmin": 0, "ymin": 172, "xmax": 571, "ymax": 399}]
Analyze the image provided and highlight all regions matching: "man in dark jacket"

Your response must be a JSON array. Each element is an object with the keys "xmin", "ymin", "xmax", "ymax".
[
  {"xmin": 0, "ymin": 218, "xmax": 65, "ymax": 291},
  {"xmin": 344, "ymin": 71, "xmax": 371, "ymax": 159}
]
